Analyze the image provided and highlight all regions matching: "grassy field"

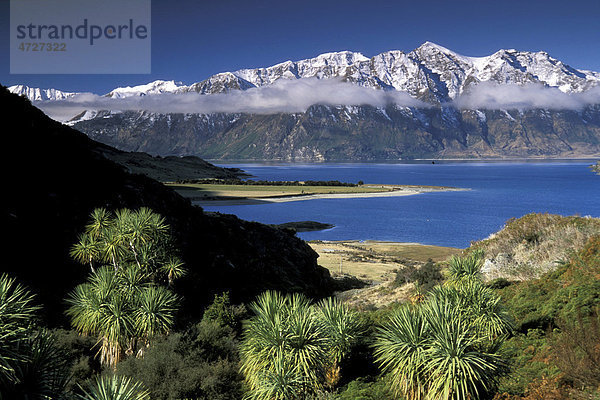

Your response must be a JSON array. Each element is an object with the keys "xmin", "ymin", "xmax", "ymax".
[
  {"xmin": 309, "ymin": 240, "xmax": 460, "ymax": 282},
  {"xmin": 167, "ymin": 183, "xmax": 399, "ymax": 200}
]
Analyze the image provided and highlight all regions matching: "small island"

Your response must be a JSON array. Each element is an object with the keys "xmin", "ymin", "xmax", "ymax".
[{"xmin": 269, "ymin": 221, "xmax": 335, "ymax": 232}]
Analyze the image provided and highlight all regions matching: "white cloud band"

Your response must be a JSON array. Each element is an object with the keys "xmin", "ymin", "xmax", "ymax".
[{"xmin": 35, "ymin": 78, "xmax": 600, "ymax": 122}]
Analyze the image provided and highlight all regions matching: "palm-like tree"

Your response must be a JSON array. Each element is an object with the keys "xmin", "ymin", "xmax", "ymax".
[
  {"xmin": 0, "ymin": 273, "xmax": 40, "ymax": 386},
  {"xmin": 3, "ymin": 330, "xmax": 70, "ymax": 400},
  {"xmin": 240, "ymin": 291, "xmax": 328, "ymax": 399},
  {"xmin": 66, "ymin": 266, "xmax": 178, "ymax": 368},
  {"xmin": 421, "ymin": 299, "xmax": 506, "ymax": 400},
  {"xmin": 86, "ymin": 208, "xmax": 113, "ymax": 239},
  {"xmin": 66, "ymin": 271, "xmax": 133, "ymax": 368},
  {"xmin": 99, "ymin": 294, "xmax": 135, "ymax": 366},
  {"xmin": 134, "ymin": 286, "xmax": 177, "ymax": 346},
  {"xmin": 77, "ymin": 375, "xmax": 150, "ymax": 400},
  {"xmin": 72, "ymin": 208, "xmax": 182, "ymax": 281},
  {"xmin": 374, "ymin": 300, "xmax": 507, "ymax": 400},
  {"xmin": 249, "ymin": 354, "xmax": 305, "ymax": 400},
  {"xmin": 446, "ymin": 250, "xmax": 484, "ymax": 284},
  {"xmin": 429, "ymin": 283, "xmax": 513, "ymax": 340},
  {"xmin": 315, "ymin": 297, "xmax": 361, "ymax": 388},
  {"xmin": 160, "ymin": 258, "xmax": 186, "ymax": 287},
  {"xmin": 71, "ymin": 233, "xmax": 101, "ymax": 272},
  {"xmin": 101, "ymin": 229, "xmax": 126, "ymax": 271},
  {"xmin": 374, "ymin": 251, "xmax": 511, "ymax": 400},
  {"xmin": 241, "ymin": 292, "xmax": 362, "ymax": 398},
  {"xmin": 374, "ymin": 305, "xmax": 428, "ymax": 400},
  {"xmin": 0, "ymin": 276, "xmax": 69, "ymax": 399}
]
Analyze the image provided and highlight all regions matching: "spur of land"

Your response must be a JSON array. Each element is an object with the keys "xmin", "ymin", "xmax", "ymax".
[{"xmin": 166, "ymin": 181, "xmax": 466, "ymax": 205}]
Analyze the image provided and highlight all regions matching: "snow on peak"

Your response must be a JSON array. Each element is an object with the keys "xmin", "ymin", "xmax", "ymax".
[
  {"xmin": 418, "ymin": 41, "xmax": 457, "ymax": 55},
  {"xmin": 310, "ymin": 50, "xmax": 370, "ymax": 64},
  {"xmin": 106, "ymin": 80, "xmax": 186, "ymax": 98},
  {"xmin": 12, "ymin": 44, "xmax": 600, "ymax": 110},
  {"xmin": 8, "ymin": 84, "xmax": 78, "ymax": 101}
]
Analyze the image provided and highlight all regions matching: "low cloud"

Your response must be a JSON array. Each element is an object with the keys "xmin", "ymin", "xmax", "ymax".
[
  {"xmin": 37, "ymin": 77, "xmax": 427, "ymax": 121},
  {"xmin": 35, "ymin": 78, "xmax": 600, "ymax": 121},
  {"xmin": 453, "ymin": 82, "xmax": 600, "ymax": 110}
]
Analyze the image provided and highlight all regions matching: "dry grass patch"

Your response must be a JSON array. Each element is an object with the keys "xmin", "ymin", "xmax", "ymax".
[
  {"xmin": 309, "ymin": 241, "xmax": 460, "ymax": 309},
  {"xmin": 471, "ymin": 213, "xmax": 600, "ymax": 281},
  {"xmin": 309, "ymin": 240, "xmax": 459, "ymax": 283}
]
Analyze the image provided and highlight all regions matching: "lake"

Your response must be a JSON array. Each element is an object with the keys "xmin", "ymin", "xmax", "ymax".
[{"xmin": 200, "ymin": 161, "xmax": 600, "ymax": 248}]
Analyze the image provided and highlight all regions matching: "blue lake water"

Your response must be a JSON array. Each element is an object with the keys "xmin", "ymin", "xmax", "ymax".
[{"xmin": 201, "ymin": 161, "xmax": 600, "ymax": 248}]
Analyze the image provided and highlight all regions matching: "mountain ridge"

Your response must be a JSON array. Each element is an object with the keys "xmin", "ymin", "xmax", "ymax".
[
  {"xmin": 10, "ymin": 42, "xmax": 600, "ymax": 101},
  {"xmin": 8, "ymin": 42, "xmax": 600, "ymax": 161}
]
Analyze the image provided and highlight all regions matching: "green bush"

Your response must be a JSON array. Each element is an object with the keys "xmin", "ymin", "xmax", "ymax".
[
  {"xmin": 201, "ymin": 292, "xmax": 246, "ymax": 332},
  {"xmin": 337, "ymin": 377, "xmax": 394, "ymax": 400},
  {"xmin": 117, "ymin": 320, "xmax": 242, "ymax": 400},
  {"xmin": 393, "ymin": 259, "xmax": 443, "ymax": 292},
  {"xmin": 51, "ymin": 329, "xmax": 101, "ymax": 393},
  {"xmin": 493, "ymin": 236, "xmax": 600, "ymax": 396}
]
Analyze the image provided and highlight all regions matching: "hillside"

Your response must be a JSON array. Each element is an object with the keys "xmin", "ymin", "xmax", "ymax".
[
  {"xmin": 73, "ymin": 105, "xmax": 600, "ymax": 160},
  {"xmin": 99, "ymin": 148, "xmax": 247, "ymax": 182},
  {"xmin": 470, "ymin": 213, "xmax": 600, "ymax": 281},
  {"xmin": 491, "ymin": 233, "xmax": 600, "ymax": 397},
  {"xmin": 0, "ymin": 86, "xmax": 332, "ymax": 324}
]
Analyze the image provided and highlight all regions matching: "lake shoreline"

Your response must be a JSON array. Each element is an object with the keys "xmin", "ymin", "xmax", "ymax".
[
  {"xmin": 199, "ymin": 162, "xmax": 599, "ymax": 248},
  {"xmin": 191, "ymin": 185, "xmax": 466, "ymax": 206}
]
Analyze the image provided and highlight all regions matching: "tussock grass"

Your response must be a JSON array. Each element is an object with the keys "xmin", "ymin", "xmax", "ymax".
[{"xmin": 471, "ymin": 213, "xmax": 600, "ymax": 280}]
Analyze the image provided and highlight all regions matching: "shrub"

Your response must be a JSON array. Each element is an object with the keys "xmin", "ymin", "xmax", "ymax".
[
  {"xmin": 201, "ymin": 292, "xmax": 246, "ymax": 332},
  {"xmin": 336, "ymin": 377, "xmax": 393, "ymax": 400},
  {"xmin": 393, "ymin": 259, "xmax": 443, "ymax": 292},
  {"xmin": 551, "ymin": 311, "xmax": 600, "ymax": 390},
  {"xmin": 117, "ymin": 320, "xmax": 243, "ymax": 400}
]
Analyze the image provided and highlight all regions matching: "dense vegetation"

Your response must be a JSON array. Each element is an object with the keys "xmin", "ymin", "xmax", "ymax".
[
  {"xmin": 492, "ymin": 235, "xmax": 600, "ymax": 398},
  {"xmin": 2, "ymin": 209, "xmax": 600, "ymax": 399}
]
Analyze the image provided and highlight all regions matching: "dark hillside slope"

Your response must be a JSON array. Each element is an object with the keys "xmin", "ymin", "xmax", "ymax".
[{"xmin": 0, "ymin": 87, "xmax": 332, "ymax": 324}]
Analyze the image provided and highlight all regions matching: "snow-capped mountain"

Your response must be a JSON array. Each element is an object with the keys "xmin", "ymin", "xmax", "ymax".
[
  {"xmin": 8, "ymin": 43, "xmax": 600, "ymax": 160},
  {"xmin": 8, "ymin": 84, "xmax": 79, "ymax": 101},
  {"xmin": 189, "ymin": 42, "xmax": 600, "ymax": 101},
  {"xmin": 12, "ymin": 42, "xmax": 600, "ymax": 102}
]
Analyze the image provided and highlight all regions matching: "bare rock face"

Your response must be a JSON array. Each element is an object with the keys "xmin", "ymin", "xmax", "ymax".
[{"xmin": 73, "ymin": 104, "xmax": 600, "ymax": 160}]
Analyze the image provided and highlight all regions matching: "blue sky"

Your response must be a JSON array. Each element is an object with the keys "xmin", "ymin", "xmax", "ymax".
[{"xmin": 1, "ymin": 0, "xmax": 599, "ymax": 94}]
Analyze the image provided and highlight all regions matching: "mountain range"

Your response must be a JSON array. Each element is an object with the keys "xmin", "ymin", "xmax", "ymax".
[{"xmin": 9, "ymin": 42, "xmax": 600, "ymax": 160}]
